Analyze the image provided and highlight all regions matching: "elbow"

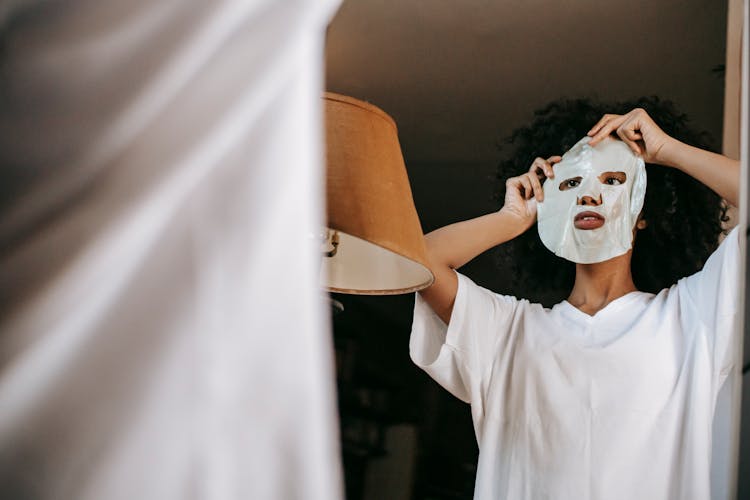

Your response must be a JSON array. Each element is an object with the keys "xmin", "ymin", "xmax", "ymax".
[{"xmin": 424, "ymin": 240, "xmax": 457, "ymax": 271}]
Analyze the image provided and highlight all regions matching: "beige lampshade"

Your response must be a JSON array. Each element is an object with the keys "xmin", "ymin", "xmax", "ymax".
[{"xmin": 322, "ymin": 92, "xmax": 434, "ymax": 294}]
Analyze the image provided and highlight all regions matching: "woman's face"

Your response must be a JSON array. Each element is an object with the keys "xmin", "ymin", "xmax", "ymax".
[{"xmin": 537, "ymin": 136, "xmax": 647, "ymax": 264}]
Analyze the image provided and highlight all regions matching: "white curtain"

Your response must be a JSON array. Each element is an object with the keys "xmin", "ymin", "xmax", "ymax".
[{"xmin": 0, "ymin": 1, "xmax": 342, "ymax": 499}]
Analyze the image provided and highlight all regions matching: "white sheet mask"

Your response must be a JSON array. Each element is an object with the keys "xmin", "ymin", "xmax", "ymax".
[{"xmin": 537, "ymin": 136, "xmax": 647, "ymax": 264}]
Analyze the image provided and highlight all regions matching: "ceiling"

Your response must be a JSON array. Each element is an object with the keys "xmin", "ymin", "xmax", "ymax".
[
  {"xmin": 325, "ymin": 0, "xmax": 728, "ymax": 290},
  {"xmin": 326, "ymin": 0, "xmax": 727, "ymax": 164}
]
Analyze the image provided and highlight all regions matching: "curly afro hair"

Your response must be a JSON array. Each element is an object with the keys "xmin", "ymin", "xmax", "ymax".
[{"xmin": 495, "ymin": 96, "xmax": 728, "ymax": 305}]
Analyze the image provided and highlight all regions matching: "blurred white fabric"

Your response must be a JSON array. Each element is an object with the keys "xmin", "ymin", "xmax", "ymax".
[{"xmin": 0, "ymin": 1, "xmax": 342, "ymax": 499}]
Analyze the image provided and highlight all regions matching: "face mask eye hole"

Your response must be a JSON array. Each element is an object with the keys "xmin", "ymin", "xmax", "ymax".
[
  {"xmin": 559, "ymin": 177, "xmax": 582, "ymax": 191},
  {"xmin": 599, "ymin": 171, "xmax": 627, "ymax": 186}
]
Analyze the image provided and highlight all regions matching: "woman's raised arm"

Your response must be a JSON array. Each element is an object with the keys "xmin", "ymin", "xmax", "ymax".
[
  {"xmin": 419, "ymin": 156, "xmax": 560, "ymax": 323},
  {"xmin": 588, "ymin": 108, "xmax": 740, "ymax": 206}
]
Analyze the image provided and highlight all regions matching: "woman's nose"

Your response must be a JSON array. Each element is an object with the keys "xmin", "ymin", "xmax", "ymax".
[{"xmin": 577, "ymin": 194, "xmax": 603, "ymax": 206}]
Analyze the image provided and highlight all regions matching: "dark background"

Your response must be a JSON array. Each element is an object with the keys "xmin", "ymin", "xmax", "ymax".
[{"xmin": 325, "ymin": 1, "xmax": 730, "ymax": 498}]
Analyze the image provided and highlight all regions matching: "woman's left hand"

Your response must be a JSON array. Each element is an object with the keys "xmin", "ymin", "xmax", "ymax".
[{"xmin": 587, "ymin": 108, "xmax": 674, "ymax": 166}]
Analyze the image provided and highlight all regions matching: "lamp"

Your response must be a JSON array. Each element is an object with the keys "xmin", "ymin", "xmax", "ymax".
[{"xmin": 322, "ymin": 92, "xmax": 434, "ymax": 295}]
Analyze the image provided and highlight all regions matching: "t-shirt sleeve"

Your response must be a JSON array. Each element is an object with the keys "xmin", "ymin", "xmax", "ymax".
[
  {"xmin": 680, "ymin": 225, "xmax": 742, "ymax": 375},
  {"xmin": 409, "ymin": 271, "xmax": 518, "ymax": 403}
]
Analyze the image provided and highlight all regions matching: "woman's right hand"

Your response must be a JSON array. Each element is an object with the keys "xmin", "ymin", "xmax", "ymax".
[
  {"xmin": 587, "ymin": 108, "xmax": 673, "ymax": 165},
  {"xmin": 500, "ymin": 156, "xmax": 561, "ymax": 231}
]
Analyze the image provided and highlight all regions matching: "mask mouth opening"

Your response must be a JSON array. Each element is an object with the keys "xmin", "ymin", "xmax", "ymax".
[{"xmin": 573, "ymin": 211, "xmax": 606, "ymax": 230}]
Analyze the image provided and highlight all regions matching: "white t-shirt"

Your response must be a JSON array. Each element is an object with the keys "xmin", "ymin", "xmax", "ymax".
[{"xmin": 410, "ymin": 227, "xmax": 740, "ymax": 500}]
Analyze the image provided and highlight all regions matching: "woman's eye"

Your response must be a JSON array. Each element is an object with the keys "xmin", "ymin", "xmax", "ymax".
[
  {"xmin": 558, "ymin": 177, "xmax": 582, "ymax": 191},
  {"xmin": 599, "ymin": 171, "xmax": 627, "ymax": 185}
]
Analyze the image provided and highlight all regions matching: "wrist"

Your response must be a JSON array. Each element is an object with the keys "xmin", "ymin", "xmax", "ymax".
[
  {"xmin": 497, "ymin": 207, "xmax": 535, "ymax": 237},
  {"xmin": 654, "ymin": 137, "xmax": 686, "ymax": 169}
]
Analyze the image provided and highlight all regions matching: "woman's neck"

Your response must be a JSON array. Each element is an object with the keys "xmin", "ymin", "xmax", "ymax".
[{"xmin": 567, "ymin": 251, "xmax": 637, "ymax": 315}]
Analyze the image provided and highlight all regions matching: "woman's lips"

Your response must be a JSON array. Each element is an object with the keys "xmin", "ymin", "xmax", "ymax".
[{"xmin": 574, "ymin": 211, "xmax": 605, "ymax": 230}]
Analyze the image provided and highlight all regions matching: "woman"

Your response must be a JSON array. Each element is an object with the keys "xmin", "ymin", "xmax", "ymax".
[{"xmin": 411, "ymin": 105, "xmax": 741, "ymax": 499}]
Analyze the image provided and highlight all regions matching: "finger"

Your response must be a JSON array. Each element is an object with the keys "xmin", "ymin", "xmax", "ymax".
[
  {"xmin": 588, "ymin": 114, "xmax": 626, "ymax": 146},
  {"xmin": 527, "ymin": 172, "xmax": 544, "ymax": 202},
  {"xmin": 587, "ymin": 114, "xmax": 613, "ymax": 137},
  {"xmin": 616, "ymin": 124, "xmax": 643, "ymax": 155},
  {"xmin": 530, "ymin": 157, "xmax": 556, "ymax": 179},
  {"xmin": 545, "ymin": 156, "xmax": 562, "ymax": 178},
  {"xmin": 528, "ymin": 157, "xmax": 545, "ymax": 173},
  {"xmin": 518, "ymin": 175, "xmax": 534, "ymax": 199},
  {"xmin": 506, "ymin": 176, "xmax": 530, "ymax": 203},
  {"xmin": 506, "ymin": 176, "xmax": 523, "ymax": 196},
  {"xmin": 525, "ymin": 198, "xmax": 538, "ymax": 217}
]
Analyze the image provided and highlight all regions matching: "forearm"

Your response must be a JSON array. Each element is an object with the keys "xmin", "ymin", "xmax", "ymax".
[
  {"xmin": 660, "ymin": 139, "xmax": 740, "ymax": 206},
  {"xmin": 425, "ymin": 209, "xmax": 528, "ymax": 270}
]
